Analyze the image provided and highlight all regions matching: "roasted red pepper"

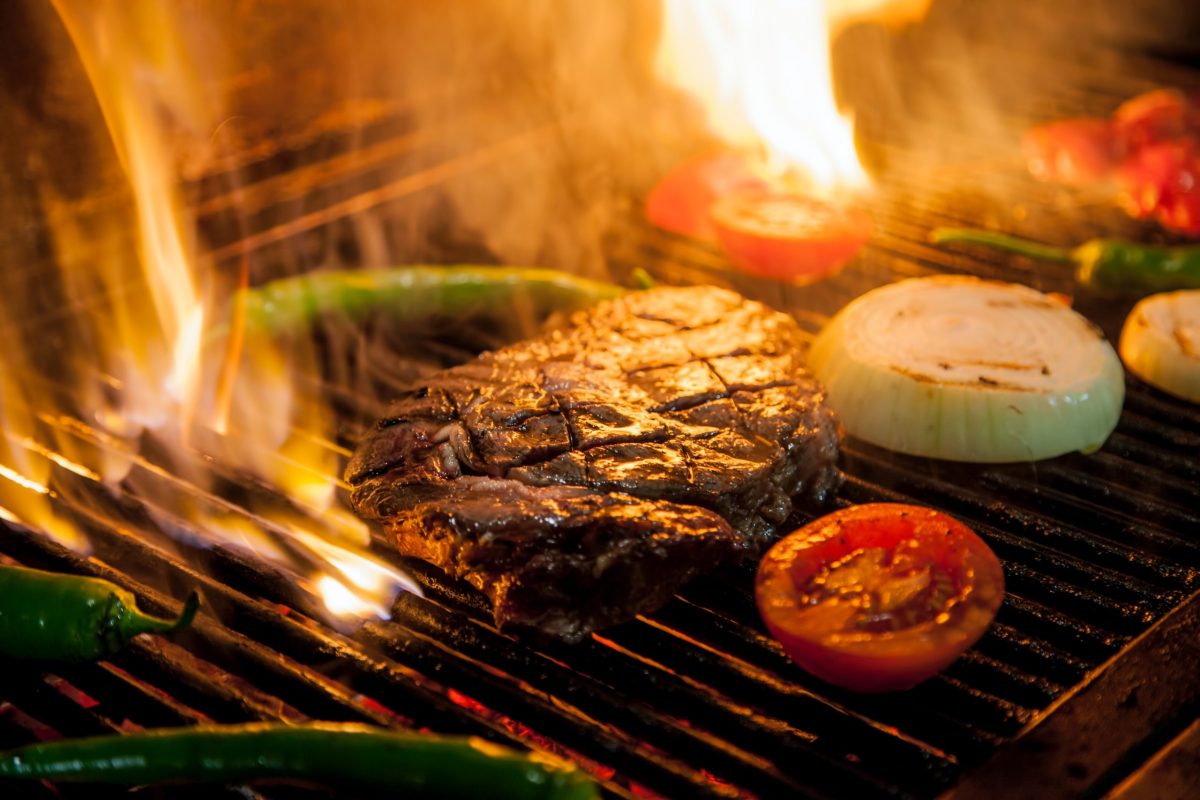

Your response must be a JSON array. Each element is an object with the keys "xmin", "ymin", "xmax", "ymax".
[
  {"xmin": 1119, "ymin": 138, "xmax": 1200, "ymax": 235},
  {"xmin": 1022, "ymin": 87, "xmax": 1200, "ymax": 235},
  {"xmin": 1113, "ymin": 88, "xmax": 1200, "ymax": 152},
  {"xmin": 1022, "ymin": 118, "xmax": 1122, "ymax": 184}
]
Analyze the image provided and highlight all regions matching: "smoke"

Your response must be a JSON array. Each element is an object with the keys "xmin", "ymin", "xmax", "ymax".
[{"xmin": 109, "ymin": 0, "xmax": 680, "ymax": 284}]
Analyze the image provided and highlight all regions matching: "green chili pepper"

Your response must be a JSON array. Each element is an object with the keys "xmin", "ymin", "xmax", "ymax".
[
  {"xmin": 0, "ymin": 564, "xmax": 199, "ymax": 661},
  {"xmin": 0, "ymin": 722, "xmax": 601, "ymax": 799},
  {"xmin": 236, "ymin": 266, "xmax": 631, "ymax": 337},
  {"xmin": 930, "ymin": 228, "xmax": 1200, "ymax": 293}
]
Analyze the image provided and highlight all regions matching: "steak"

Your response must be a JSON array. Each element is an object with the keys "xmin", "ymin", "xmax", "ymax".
[{"xmin": 347, "ymin": 285, "xmax": 841, "ymax": 641}]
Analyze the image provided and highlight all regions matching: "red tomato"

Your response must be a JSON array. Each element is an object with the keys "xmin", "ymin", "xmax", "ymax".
[
  {"xmin": 645, "ymin": 153, "xmax": 769, "ymax": 241},
  {"xmin": 709, "ymin": 192, "xmax": 871, "ymax": 283},
  {"xmin": 755, "ymin": 503, "xmax": 1005, "ymax": 693},
  {"xmin": 1113, "ymin": 88, "xmax": 1200, "ymax": 153},
  {"xmin": 1118, "ymin": 138, "xmax": 1200, "ymax": 236},
  {"xmin": 1021, "ymin": 118, "xmax": 1122, "ymax": 184}
]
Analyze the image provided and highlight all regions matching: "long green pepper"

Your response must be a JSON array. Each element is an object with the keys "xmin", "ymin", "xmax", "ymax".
[
  {"xmin": 237, "ymin": 265, "xmax": 629, "ymax": 337},
  {"xmin": 0, "ymin": 564, "xmax": 199, "ymax": 661},
  {"xmin": 0, "ymin": 722, "xmax": 600, "ymax": 799},
  {"xmin": 930, "ymin": 227, "xmax": 1200, "ymax": 293}
]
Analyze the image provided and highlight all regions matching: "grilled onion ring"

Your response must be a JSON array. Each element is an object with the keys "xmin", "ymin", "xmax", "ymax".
[
  {"xmin": 808, "ymin": 276, "xmax": 1125, "ymax": 462},
  {"xmin": 1119, "ymin": 290, "xmax": 1200, "ymax": 403}
]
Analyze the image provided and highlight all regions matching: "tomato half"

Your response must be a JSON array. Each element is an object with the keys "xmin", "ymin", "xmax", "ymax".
[
  {"xmin": 710, "ymin": 192, "xmax": 872, "ymax": 283},
  {"xmin": 644, "ymin": 153, "xmax": 769, "ymax": 241},
  {"xmin": 755, "ymin": 503, "xmax": 1005, "ymax": 693}
]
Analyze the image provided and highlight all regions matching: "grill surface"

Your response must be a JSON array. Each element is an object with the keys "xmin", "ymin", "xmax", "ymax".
[{"xmin": 2, "ymin": 9, "xmax": 1200, "ymax": 800}]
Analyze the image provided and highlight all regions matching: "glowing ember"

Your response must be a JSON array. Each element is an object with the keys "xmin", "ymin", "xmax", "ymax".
[{"xmin": 655, "ymin": 0, "xmax": 931, "ymax": 194}]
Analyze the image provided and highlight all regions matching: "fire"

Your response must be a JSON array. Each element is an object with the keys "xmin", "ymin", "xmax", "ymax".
[
  {"xmin": 29, "ymin": 0, "xmax": 414, "ymax": 619},
  {"xmin": 655, "ymin": 0, "xmax": 932, "ymax": 193},
  {"xmin": 0, "ymin": 338, "xmax": 84, "ymax": 548}
]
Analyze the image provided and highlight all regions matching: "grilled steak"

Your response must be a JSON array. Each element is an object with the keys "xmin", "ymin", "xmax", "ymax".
[{"xmin": 347, "ymin": 285, "xmax": 841, "ymax": 641}]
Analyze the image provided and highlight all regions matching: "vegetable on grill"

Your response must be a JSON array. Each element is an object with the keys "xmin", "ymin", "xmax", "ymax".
[
  {"xmin": 1020, "ymin": 89, "xmax": 1200, "ymax": 185},
  {"xmin": 0, "ymin": 564, "xmax": 199, "ymax": 661},
  {"xmin": 807, "ymin": 275, "xmax": 1125, "ymax": 462},
  {"xmin": 710, "ymin": 192, "xmax": 872, "ymax": 283},
  {"xmin": 232, "ymin": 266, "xmax": 630, "ymax": 337},
  {"xmin": 1114, "ymin": 88, "xmax": 1200, "ymax": 153},
  {"xmin": 645, "ymin": 152, "xmax": 769, "ymax": 240},
  {"xmin": 1119, "ymin": 138, "xmax": 1200, "ymax": 236},
  {"xmin": 0, "ymin": 722, "xmax": 600, "ymax": 800},
  {"xmin": 755, "ymin": 503, "xmax": 1005, "ymax": 693},
  {"xmin": 1021, "ymin": 88, "xmax": 1200, "ymax": 235},
  {"xmin": 644, "ymin": 155, "xmax": 872, "ymax": 282},
  {"xmin": 1022, "ymin": 117, "xmax": 1122, "ymax": 184},
  {"xmin": 1119, "ymin": 290, "xmax": 1200, "ymax": 403},
  {"xmin": 930, "ymin": 227, "xmax": 1200, "ymax": 294}
]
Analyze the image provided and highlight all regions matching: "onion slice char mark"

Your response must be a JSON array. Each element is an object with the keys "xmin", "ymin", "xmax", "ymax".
[
  {"xmin": 809, "ymin": 275, "xmax": 1125, "ymax": 462},
  {"xmin": 1119, "ymin": 289, "xmax": 1200, "ymax": 403}
]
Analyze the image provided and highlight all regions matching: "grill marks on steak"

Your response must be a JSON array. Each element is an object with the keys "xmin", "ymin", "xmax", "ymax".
[{"xmin": 347, "ymin": 286, "xmax": 841, "ymax": 641}]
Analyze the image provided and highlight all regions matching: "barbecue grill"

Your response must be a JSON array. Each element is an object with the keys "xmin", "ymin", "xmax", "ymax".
[{"xmin": 1, "ymin": 1, "xmax": 1198, "ymax": 798}]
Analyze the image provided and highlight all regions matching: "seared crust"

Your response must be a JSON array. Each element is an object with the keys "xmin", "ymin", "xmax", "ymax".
[{"xmin": 347, "ymin": 286, "xmax": 841, "ymax": 641}]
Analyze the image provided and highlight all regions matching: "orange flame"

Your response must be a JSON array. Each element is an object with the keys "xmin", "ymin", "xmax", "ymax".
[
  {"xmin": 42, "ymin": 0, "xmax": 412, "ymax": 618},
  {"xmin": 655, "ymin": 0, "xmax": 931, "ymax": 193}
]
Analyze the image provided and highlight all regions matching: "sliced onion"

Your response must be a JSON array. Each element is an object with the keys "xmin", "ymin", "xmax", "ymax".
[
  {"xmin": 1119, "ymin": 290, "xmax": 1200, "ymax": 403},
  {"xmin": 808, "ymin": 276, "xmax": 1125, "ymax": 462}
]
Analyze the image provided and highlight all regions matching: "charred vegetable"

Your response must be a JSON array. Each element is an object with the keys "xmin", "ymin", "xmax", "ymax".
[
  {"xmin": 234, "ymin": 266, "xmax": 629, "ymax": 337},
  {"xmin": 1118, "ymin": 138, "xmax": 1200, "ymax": 236},
  {"xmin": 756, "ymin": 503, "xmax": 1005, "ymax": 693},
  {"xmin": 808, "ymin": 275, "xmax": 1124, "ymax": 462},
  {"xmin": 1119, "ymin": 290, "xmax": 1200, "ymax": 403},
  {"xmin": 645, "ymin": 153, "xmax": 768, "ymax": 240},
  {"xmin": 710, "ymin": 192, "xmax": 872, "ymax": 283},
  {"xmin": 1021, "ymin": 87, "xmax": 1200, "ymax": 234},
  {"xmin": 0, "ymin": 722, "xmax": 600, "ymax": 799},
  {"xmin": 931, "ymin": 227, "xmax": 1200, "ymax": 294},
  {"xmin": 0, "ymin": 564, "xmax": 199, "ymax": 661},
  {"xmin": 1022, "ymin": 117, "xmax": 1121, "ymax": 184}
]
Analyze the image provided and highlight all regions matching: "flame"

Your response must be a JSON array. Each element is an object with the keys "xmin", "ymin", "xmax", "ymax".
[
  {"xmin": 0, "ymin": 343, "xmax": 84, "ymax": 549},
  {"xmin": 655, "ymin": 0, "xmax": 931, "ymax": 193},
  {"xmin": 36, "ymin": 0, "xmax": 412, "ymax": 619},
  {"xmin": 50, "ymin": 0, "xmax": 210, "ymax": 433},
  {"xmin": 304, "ymin": 531, "xmax": 423, "ymax": 620}
]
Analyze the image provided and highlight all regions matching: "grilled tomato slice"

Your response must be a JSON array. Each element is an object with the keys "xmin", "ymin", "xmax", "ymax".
[
  {"xmin": 755, "ymin": 503, "xmax": 1005, "ymax": 693},
  {"xmin": 645, "ymin": 153, "xmax": 768, "ymax": 241},
  {"xmin": 710, "ymin": 192, "xmax": 871, "ymax": 283}
]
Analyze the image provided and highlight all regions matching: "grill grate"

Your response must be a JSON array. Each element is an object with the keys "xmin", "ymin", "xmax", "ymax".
[{"xmin": 3, "ymin": 27, "xmax": 1200, "ymax": 800}]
